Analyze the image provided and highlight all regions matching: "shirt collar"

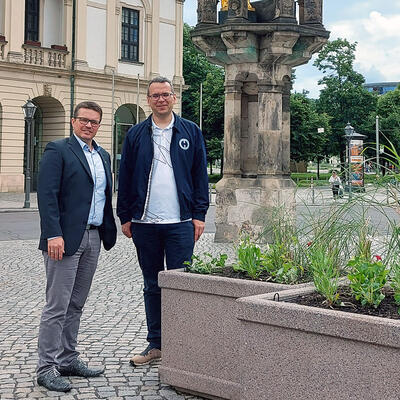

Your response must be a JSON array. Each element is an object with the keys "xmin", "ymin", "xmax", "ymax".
[
  {"xmin": 151, "ymin": 114, "xmax": 175, "ymax": 131},
  {"xmin": 73, "ymin": 133, "xmax": 99, "ymax": 151}
]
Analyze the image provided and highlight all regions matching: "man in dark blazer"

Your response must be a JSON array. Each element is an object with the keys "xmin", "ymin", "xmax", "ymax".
[{"xmin": 36, "ymin": 101, "xmax": 117, "ymax": 392}]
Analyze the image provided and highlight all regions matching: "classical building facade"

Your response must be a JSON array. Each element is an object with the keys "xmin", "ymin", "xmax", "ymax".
[{"xmin": 0, "ymin": 0, "xmax": 184, "ymax": 192}]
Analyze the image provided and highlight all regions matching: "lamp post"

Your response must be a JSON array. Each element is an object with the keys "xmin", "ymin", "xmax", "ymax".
[
  {"xmin": 344, "ymin": 122, "xmax": 354, "ymax": 200},
  {"xmin": 21, "ymin": 99, "xmax": 37, "ymax": 208}
]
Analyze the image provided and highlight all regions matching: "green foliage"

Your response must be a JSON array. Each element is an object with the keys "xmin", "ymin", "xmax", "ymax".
[
  {"xmin": 233, "ymin": 236, "xmax": 267, "ymax": 279},
  {"xmin": 314, "ymin": 38, "xmax": 378, "ymax": 159},
  {"xmin": 377, "ymin": 86, "xmax": 400, "ymax": 152},
  {"xmin": 308, "ymin": 246, "xmax": 340, "ymax": 306},
  {"xmin": 208, "ymin": 173, "xmax": 222, "ymax": 184},
  {"xmin": 261, "ymin": 207, "xmax": 308, "ymax": 283},
  {"xmin": 290, "ymin": 92, "xmax": 331, "ymax": 162},
  {"xmin": 185, "ymin": 253, "xmax": 227, "ymax": 275},
  {"xmin": 206, "ymin": 137, "xmax": 223, "ymax": 165},
  {"xmin": 390, "ymin": 263, "xmax": 400, "ymax": 313},
  {"xmin": 264, "ymin": 243, "xmax": 304, "ymax": 284},
  {"xmin": 182, "ymin": 24, "xmax": 224, "ymax": 143},
  {"xmin": 347, "ymin": 256, "xmax": 388, "ymax": 308}
]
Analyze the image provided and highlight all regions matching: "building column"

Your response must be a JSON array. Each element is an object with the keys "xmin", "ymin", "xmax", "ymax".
[
  {"xmin": 173, "ymin": 0, "xmax": 184, "ymax": 81},
  {"xmin": 5, "ymin": 0, "xmax": 24, "ymax": 63},
  {"xmin": 74, "ymin": 0, "xmax": 88, "ymax": 70},
  {"xmin": 105, "ymin": 0, "xmax": 117, "ymax": 74},
  {"xmin": 150, "ymin": 0, "xmax": 160, "ymax": 77}
]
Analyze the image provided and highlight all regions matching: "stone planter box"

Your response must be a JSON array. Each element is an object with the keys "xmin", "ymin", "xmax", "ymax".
[
  {"xmin": 158, "ymin": 269, "xmax": 308, "ymax": 400},
  {"xmin": 237, "ymin": 286, "xmax": 400, "ymax": 400}
]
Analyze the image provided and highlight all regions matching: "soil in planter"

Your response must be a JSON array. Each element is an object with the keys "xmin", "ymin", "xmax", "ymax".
[
  {"xmin": 206, "ymin": 266, "xmax": 311, "ymax": 283},
  {"xmin": 292, "ymin": 286, "xmax": 400, "ymax": 320}
]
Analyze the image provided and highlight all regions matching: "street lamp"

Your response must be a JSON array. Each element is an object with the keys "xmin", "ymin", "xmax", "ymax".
[
  {"xmin": 21, "ymin": 99, "xmax": 37, "ymax": 208},
  {"xmin": 344, "ymin": 122, "xmax": 354, "ymax": 200}
]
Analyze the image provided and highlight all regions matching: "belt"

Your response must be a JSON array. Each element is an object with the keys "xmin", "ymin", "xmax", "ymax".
[{"xmin": 85, "ymin": 224, "xmax": 98, "ymax": 230}]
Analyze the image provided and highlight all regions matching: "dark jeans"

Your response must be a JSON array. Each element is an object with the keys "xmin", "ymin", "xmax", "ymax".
[{"xmin": 131, "ymin": 221, "xmax": 195, "ymax": 350}]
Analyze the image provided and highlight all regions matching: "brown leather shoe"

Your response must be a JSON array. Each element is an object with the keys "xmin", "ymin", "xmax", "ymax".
[{"xmin": 130, "ymin": 345, "xmax": 161, "ymax": 366}]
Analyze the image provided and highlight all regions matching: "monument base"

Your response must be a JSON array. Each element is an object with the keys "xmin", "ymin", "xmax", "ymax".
[{"xmin": 214, "ymin": 176, "xmax": 296, "ymax": 243}]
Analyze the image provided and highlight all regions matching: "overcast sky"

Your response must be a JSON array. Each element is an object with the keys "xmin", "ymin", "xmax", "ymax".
[{"xmin": 183, "ymin": 0, "xmax": 400, "ymax": 98}]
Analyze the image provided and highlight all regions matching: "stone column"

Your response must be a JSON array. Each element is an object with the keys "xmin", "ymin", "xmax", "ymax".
[
  {"xmin": 257, "ymin": 80, "xmax": 283, "ymax": 176},
  {"xmin": 5, "ymin": 0, "xmax": 24, "ymax": 63},
  {"xmin": 223, "ymin": 78, "xmax": 242, "ymax": 177},
  {"xmin": 281, "ymin": 78, "xmax": 292, "ymax": 175}
]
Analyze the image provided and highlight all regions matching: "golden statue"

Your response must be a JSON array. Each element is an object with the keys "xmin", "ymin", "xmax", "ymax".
[{"xmin": 221, "ymin": 0, "xmax": 255, "ymax": 12}]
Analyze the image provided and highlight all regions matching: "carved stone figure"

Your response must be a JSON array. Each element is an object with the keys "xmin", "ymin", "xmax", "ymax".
[{"xmin": 197, "ymin": 0, "xmax": 218, "ymax": 24}]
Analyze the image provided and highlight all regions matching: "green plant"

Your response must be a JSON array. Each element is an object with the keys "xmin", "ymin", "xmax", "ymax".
[
  {"xmin": 390, "ymin": 262, "xmax": 400, "ymax": 313},
  {"xmin": 308, "ymin": 246, "xmax": 340, "ymax": 306},
  {"xmin": 185, "ymin": 253, "xmax": 227, "ymax": 275},
  {"xmin": 347, "ymin": 256, "xmax": 388, "ymax": 308},
  {"xmin": 233, "ymin": 236, "xmax": 267, "ymax": 279},
  {"xmin": 263, "ymin": 242, "xmax": 304, "ymax": 284}
]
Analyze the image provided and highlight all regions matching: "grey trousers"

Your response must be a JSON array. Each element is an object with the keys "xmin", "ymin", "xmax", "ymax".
[{"xmin": 37, "ymin": 229, "xmax": 101, "ymax": 375}]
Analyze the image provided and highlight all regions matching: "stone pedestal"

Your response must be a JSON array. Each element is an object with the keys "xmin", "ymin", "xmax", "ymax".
[
  {"xmin": 192, "ymin": 0, "xmax": 329, "ymax": 242},
  {"xmin": 215, "ymin": 176, "xmax": 295, "ymax": 242}
]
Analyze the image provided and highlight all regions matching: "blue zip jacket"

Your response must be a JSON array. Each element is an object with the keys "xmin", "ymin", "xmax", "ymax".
[{"xmin": 117, "ymin": 113, "xmax": 209, "ymax": 225}]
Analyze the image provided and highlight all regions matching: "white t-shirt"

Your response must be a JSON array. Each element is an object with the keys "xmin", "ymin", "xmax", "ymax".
[{"xmin": 138, "ymin": 116, "xmax": 181, "ymax": 224}]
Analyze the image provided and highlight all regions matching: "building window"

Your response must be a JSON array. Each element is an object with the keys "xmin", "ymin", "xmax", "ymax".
[
  {"xmin": 25, "ymin": 0, "xmax": 40, "ymax": 42},
  {"xmin": 121, "ymin": 8, "xmax": 139, "ymax": 62}
]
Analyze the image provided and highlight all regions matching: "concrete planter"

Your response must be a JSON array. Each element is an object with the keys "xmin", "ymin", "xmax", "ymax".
[
  {"xmin": 238, "ymin": 286, "xmax": 400, "ymax": 400},
  {"xmin": 158, "ymin": 269, "xmax": 308, "ymax": 400}
]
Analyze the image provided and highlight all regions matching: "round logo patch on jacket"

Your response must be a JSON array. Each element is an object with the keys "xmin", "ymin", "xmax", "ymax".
[{"xmin": 179, "ymin": 138, "xmax": 190, "ymax": 150}]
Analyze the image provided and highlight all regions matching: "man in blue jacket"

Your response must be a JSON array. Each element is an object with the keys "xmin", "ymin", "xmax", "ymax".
[
  {"xmin": 117, "ymin": 76, "xmax": 209, "ymax": 366},
  {"xmin": 36, "ymin": 101, "xmax": 117, "ymax": 392}
]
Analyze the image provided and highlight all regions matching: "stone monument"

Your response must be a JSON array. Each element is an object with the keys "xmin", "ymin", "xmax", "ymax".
[{"xmin": 193, "ymin": 0, "xmax": 329, "ymax": 242}]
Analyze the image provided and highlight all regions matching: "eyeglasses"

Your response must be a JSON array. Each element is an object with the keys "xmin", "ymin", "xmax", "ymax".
[
  {"xmin": 75, "ymin": 117, "xmax": 101, "ymax": 127},
  {"xmin": 147, "ymin": 92, "xmax": 175, "ymax": 100}
]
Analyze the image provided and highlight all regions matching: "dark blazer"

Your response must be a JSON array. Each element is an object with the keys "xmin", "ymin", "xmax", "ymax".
[{"xmin": 38, "ymin": 135, "xmax": 117, "ymax": 256}]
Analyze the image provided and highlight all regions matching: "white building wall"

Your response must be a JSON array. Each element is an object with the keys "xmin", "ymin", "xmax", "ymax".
[
  {"xmin": 0, "ymin": 0, "xmax": 5, "ymax": 35},
  {"xmin": 90, "ymin": 0, "xmax": 107, "ymax": 5},
  {"xmin": 43, "ymin": 0, "xmax": 63, "ymax": 47},
  {"xmin": 118, "ymin": 63, "xmax": 145, "ymax": 76},
  {"xmin": 160, "ymin": 0, "xmax": 175, "ymax": 20},
  {"xmin": 158, "ymin": 23, "xmax": 175, "ymax": 79},
  {"xmin": 86, "ymin": 6, "xmax": 106, "ymax": 69},
  {"xmin": 122, "ymin": 0, "xmax": 144, "ymax": 7}
]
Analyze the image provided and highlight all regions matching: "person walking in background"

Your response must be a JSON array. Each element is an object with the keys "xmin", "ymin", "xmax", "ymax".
[
  {"xmin": 36, "ymin": 101, "xmax": 117, "ymax": 392},
  {"xmin": 117, "ymin": 76, "xmax": 209, "ymax": 367},
  {"xmin": 329, "ymin": 170, "xmax": 342, "ymax": 199}
]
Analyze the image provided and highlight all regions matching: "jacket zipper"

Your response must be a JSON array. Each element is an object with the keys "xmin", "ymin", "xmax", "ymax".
[{"xmin": 140, "ymin": 128, "xmax": 155, "ymax": 220}]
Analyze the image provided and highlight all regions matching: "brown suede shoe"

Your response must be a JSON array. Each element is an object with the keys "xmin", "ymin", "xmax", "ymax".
[{"xmin": 130, "ymin": 345, "xmax": 161, "ymax": 366}]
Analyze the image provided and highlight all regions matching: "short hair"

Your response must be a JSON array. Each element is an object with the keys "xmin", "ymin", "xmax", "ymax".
[
  {"xmin": 147, "ymin": 76, "xmax": 175, "ymax": 96},
  {"xmin": 73, "ymin": 101, "xmax": 103, "ymax": 121}
]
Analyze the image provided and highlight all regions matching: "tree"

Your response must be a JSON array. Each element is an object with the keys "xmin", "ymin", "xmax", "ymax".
[
  {"xmin": 290, "ymin": 92, "xmax": 331, "ymax": 177},
  {"xmin": 377, "ymin": 86, "xmax": 400, "ymax": 152},
  {"xmin": 182, "ymin": 24, "xmax": 225, "ymax": 146},
  {"xmin": 314, "ymin": 38, "xmax": 378, "ymax": 163}
]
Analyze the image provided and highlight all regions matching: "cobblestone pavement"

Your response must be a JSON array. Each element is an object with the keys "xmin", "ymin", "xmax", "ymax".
[{"xmin": 0, "ymin": 234, "xmax": 235, "ymax": 399}]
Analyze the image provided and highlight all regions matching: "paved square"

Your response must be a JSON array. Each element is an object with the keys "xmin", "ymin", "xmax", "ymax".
[{"xmin": 0, "ymin": 234, "xmax": 235, "ymax": 399}]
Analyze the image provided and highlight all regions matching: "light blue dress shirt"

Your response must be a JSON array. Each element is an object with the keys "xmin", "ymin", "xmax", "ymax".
[{"xmin": 74, "ymin": 134, "xmax": 106, "ymax": 226}]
